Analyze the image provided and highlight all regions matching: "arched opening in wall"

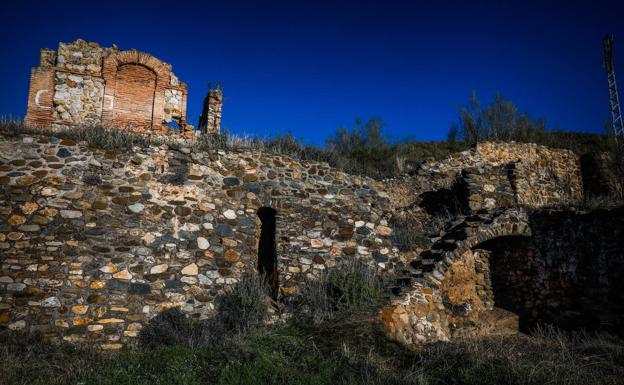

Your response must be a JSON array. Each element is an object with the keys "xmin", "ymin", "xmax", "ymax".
[
  {"xmin": 257, "ymin": 207, "xmax": 278, "ymax": 300},
  {"xmin": 113, "ymin": 64, "xmax": 156, "ymax": 130},
  {"xmin": 441, "ymin": 235, "xmax": 533, "ymax": 338},
  {"xmin": 473, "ymin": 235, "xmax": 534, "ymax": 332}
]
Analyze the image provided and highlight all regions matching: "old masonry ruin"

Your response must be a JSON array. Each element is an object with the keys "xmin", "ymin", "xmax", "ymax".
[
  {"xmin": 24, "ymin": 39, "xmax": 223, "ymax": 135},
  {"xmin": 1, "ymin": 40, "xmax": 622, "ymax": 350},
  {"xmin": 0, "ymin": 135, "xmax": 622, "ymax": 349}
]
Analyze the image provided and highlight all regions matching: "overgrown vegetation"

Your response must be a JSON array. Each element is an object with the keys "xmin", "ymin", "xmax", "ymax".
[
  {"xmin": 2, "ymin": 314, "xmax": 623, "ymax": 385},
  {"xmin": 448, "ymin": 91, "xmax": 546, "ymax": 145},
  {"xmin": 2, "ymin": 109, "xmax": 621, "ymax": 181},
  {"xmin": 197, "ymin": 121, "xmax": 467, "ymax": 179},
  {"xmin": 0, "ymin": 119, "xmax": 156, "ymax": 151},
  {"xmin": 140, "ymin": 273, "xmax": 271, "ymax": 349},
  {"xmin": 448, "ymin": 91, "xmax": 619, "ymax": 155},
  {"xmin": 2, "ymin": 266, "xmax": 623, "ymax": 384},
  {"xmin": 288, "ymin": 260, "xmax": 387, "ymax": 323},
  {"xmin": 391, "ymin": 209, "xmax": 456, "ymax": 251},
  {"xmin": 139, "ymin": 262, "xmax": 386, "ymax": 351}
]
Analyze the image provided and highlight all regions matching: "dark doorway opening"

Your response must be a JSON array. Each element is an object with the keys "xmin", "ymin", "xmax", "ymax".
[
  {"xmin": 257, "ymin": 207, "xmax": 278, "ymax": 299},
  {"xmin": 476, "ymin": 235, "xmax": 534, "ymax": 332}
]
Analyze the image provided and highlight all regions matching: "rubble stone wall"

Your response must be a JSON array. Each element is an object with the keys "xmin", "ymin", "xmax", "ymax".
[
  {"xmin": 0, "ymin": 134, "xmax": 398, "ymax": 349},
  {"xmin": 25, "ymin": 39, "xmax": 188, "ymax": 133},
  {"xmin": 198, "ymin": 89, "xmax": 223, "ymax": 134},
  {"xmin": 382, "ymin": 206, "xmax": 624, "ymax": 347},
  {"xmin": 1, "ymin": 134, "xmax": 618, "ymax": 350},
  {"xmin": 413, "ymin": 142, "xmax": 583, "ymax": 210},
  {"xmin": 509, "ymin": 209, "xmax": 624, "ymax": 332},
  {"xmin": 441, "ymin": 208, "xmax": 624, "ymax": 336},
  {"xmin": 52, "ymin": 72, "xmax": 105, "ymax": 125}
]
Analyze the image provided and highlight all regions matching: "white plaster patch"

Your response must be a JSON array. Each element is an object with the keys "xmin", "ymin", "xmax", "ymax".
[
  {"xmin": 104, "ymin": 95, "xmax": 114, "ymax": 110},
  {"xmin": 35, "ymin": 89, "xmax": 50, "ymax": 108}
]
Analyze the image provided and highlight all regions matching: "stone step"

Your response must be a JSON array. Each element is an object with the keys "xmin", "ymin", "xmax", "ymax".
[
  {"xmin": 451, "ymin": 307, "xmax": 519, "ymax": 338},
  {"xmin": 481, "ymin": 307, "xmax": 520, "ymax": 336}
]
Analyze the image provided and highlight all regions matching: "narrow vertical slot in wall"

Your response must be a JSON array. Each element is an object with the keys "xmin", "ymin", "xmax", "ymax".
[{"xmin": 257, "ymin": 207, "xmax": 278, "ymax": 299}]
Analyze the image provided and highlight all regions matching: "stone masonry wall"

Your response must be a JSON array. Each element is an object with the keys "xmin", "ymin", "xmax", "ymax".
[
  {"xmin": 414, "ymin": 142, "xmax": 583, "ymax": 209},
  {"xmin": 25, "ymin": 39, "xmax": 188, "ymax": 133},
  {"xmin": 382, "ymin": 205, "xmax": 624, "ymax": 346},
  {"xmin": 1, "ymin": 134, "xmax": 616, "ymax": 350},
  {"xmin": 0, "ymin": 134, "xmax": 398, "ymax": 349},
  {"xmin": 52, "ymin": 72, "xmax": 105, "ymax": 125},
  {"xmin": 380, "ymin": 142, "xmax": 608, "ymax": 348},
  {"xmin": 198, "ymin": 89, "xmax": 223, "ymax": 134},
  {"xmin": 485, "ymin": 208, "xmax": 624, "ymax": 333}
]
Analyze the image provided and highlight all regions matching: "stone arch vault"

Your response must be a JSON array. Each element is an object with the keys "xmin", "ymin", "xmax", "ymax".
[{"xmin": 381, "ymin": 209, "xmax": 532, "ymax": 346}]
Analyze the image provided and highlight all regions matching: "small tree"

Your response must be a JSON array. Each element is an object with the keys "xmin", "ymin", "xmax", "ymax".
[
  {"xmin": 451, "ymin": 91, "xmax": 545, "ymax": 144},
  {"xmin": 327, "ymin": 117, "xmax": 396, "ymax": 178}
]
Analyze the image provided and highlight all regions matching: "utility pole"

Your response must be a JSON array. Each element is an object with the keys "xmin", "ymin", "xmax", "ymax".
[{"xmin": 604, "ymin": 34, "xmax": 624, "ymax": 142}]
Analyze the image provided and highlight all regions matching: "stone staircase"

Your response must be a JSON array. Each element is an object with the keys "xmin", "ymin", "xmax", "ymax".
[
  {"xmin": 388, "ymin": 212, "xmax": 495, "ymax": 297},
  {"xmin": 385, "ymin": 208, "xmax": 529, "ymax": 341}
]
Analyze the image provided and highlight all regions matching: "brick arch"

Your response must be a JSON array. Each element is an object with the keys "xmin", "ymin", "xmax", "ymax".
[{"xmin": 101, "ymin": 50, "xmax": 172, "ymax": 132}]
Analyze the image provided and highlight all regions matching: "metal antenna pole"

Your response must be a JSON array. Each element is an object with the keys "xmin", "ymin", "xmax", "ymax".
[{"xmin": 604, "ymin": 34, "xmax": 624, "ymax": 142}]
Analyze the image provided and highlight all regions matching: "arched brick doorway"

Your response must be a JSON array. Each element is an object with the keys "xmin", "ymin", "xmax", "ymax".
[{"xmin": 113, "ymin": 64, "xmax": 156, "ymax": 130}]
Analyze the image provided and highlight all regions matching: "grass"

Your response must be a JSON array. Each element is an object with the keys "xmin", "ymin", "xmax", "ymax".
[
  {"xmin": 1, "ymin": 322, "xmax": 623, "ymax": 385},
  {"xmin": 286, "ymin": 260, "xmax": 388, "ymax": 323},
  {"xmin": 2, "ymin": 117, "xmax": 622, "ymax": 181},
  {"xmin": 0, "ymin": 118, "xmax": 158, "ymax": 152},
  {"xmin": 2, "ymin": 268, "xmax": 623, "ymax": 385}
]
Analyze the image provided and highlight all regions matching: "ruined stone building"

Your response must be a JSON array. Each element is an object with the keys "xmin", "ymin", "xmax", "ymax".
[
  {"xmin": 24, "ymin": 39, "xmax": 188, "ymax": 133},
  {"xmin": 0, "ymin": 134, "xmax": 622, "ymax": 349},
  {"xmin": 4, "ymin": 42, "xmax": 623, "ymax": 349}
]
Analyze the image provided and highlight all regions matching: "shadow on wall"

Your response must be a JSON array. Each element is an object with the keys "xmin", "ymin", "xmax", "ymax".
[
  {"xmin": 473, "ymin": 235, "xmax": 535, "ymax": 333},
  {"xmin": 473, "ymin": 208, "xmax": 624, "ymax": 335},
  {"xmin": 418, "ymin": 179, "xmax": 468, "ymax": 216},
  {"xmin": 580, "ymin": 152, "xmax": 623, "ymax": 199},
  {"xmin": 159, "ymin": 161, "xmax": 188, "ymax": 186}
]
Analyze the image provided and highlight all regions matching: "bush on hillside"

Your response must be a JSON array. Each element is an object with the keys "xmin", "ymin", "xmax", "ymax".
[
  {"xmin": 139, "ymin": 273, "xmax": 271, "ymax": 349},
  {"xmin": 289, "ymin": 260, "xmax": 387, "ymax": 323},
  {"xmin": 449, "ymin": 90, "xmax": 546, "ymax": 144}
]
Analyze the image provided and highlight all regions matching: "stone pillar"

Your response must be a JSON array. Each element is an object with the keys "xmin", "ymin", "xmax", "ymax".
[{"xmin": 198, "ymin": 88, "xmax": 223, "ymax": 134}]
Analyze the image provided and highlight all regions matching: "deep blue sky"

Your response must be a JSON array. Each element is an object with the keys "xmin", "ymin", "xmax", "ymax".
[{"xmin": 1, "ymin": 0, "xmax": 623, "ymax": 145}]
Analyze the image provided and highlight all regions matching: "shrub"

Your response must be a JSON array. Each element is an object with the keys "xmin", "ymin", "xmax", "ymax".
[
  {"xmin": 291, "ymin": 260, "xmax": 386, "ymax": 323},
  {"xmin": 450, "ymin": 91, "xmax": 546, "ymax": 145},
  {"xmin": 138, "ymin": 308, "xmax": 197, "ymax": 349},
  {"xmin": 139, "ymin": 274, "xmax": 271, "ymax": 350},
  {"xmin": 206, "ymin": 273, "xmax": 272, "ymax": 341},
  {"xmin": 391, "ymin": 217, "xmax": 430, "ymax": 251}
]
